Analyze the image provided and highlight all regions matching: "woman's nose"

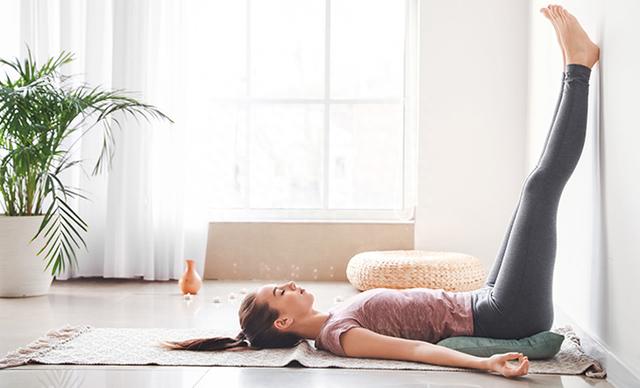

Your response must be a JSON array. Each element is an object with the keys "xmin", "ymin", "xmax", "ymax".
[{"xmin": 279, "ymin": 281, "xmax": 295, "ymax": 290}]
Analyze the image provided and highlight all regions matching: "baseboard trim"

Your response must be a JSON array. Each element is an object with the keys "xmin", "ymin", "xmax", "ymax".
[{"xmin": 555, "ymin": 307, "xmax": 640, "ymax": 387}]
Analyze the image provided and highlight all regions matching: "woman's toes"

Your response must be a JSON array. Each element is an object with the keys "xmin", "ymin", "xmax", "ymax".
[
  {"xmin": 557, "ymin": 6, "xmax": 570, "ymax": 21},
  {"xmin": 540, "ymin": 8, "xmax": 552, "ymax": 19},
  {"xmin": 552, "ymin": 6, "xmax": 563, "ymax": 20}
]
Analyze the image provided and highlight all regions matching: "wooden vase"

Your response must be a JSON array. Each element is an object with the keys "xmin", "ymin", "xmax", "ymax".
[{"xmin": 178, "ymin": 259, "xmax": 202, "ymax": 295}]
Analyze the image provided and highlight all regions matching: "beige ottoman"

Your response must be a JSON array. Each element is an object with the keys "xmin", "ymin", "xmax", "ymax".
[{"xmin": 346, "ymin": 250, "xmax": 486, "ymax": 292}]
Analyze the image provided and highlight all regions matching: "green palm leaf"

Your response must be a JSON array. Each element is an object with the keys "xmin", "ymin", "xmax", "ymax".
[{"xmin": 0, "ymin": 46, "xmax": 172, "ymax": 277}]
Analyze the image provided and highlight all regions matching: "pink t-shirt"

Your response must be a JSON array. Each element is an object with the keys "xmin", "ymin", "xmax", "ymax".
[{"xmin": 314, "ymin": 287, "xmax": 475, "ymax": 356}]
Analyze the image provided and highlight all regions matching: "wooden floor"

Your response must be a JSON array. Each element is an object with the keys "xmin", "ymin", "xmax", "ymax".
[{"xmin": 0, "ymin": 278, "xmax": 614, "ymax": 387}]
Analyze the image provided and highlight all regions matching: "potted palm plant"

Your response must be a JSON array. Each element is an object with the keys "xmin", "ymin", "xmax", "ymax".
[{"xmin": 0, "ymin": 49, "xmax": 171, "ymax": 297}]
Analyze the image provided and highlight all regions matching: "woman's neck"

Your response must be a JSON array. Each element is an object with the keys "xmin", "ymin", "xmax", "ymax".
[{"xmin": 293, "ymin": 309, "xmax": 331, "ymax": 340}]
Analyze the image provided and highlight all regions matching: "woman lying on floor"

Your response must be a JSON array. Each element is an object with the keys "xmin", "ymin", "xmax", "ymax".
[{"xmin": 161, "ymin": 4, "xmax": 600, "ymax": 379}]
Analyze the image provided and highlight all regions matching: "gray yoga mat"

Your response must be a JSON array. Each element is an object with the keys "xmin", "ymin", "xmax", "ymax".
[{"xmin": 0, "ymin": 324, "xmax": 606, "ymax": 378}]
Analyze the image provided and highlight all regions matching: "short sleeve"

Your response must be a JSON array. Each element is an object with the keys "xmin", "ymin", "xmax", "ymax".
[{"xmin": 315, "ymin": 318, "xmax": 361, "ymax": 357}]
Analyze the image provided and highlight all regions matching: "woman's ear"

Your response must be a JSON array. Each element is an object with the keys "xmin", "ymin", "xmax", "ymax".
[{"xmin": 274, "ymin": 316, "xmax": 293, "ymax": 331}]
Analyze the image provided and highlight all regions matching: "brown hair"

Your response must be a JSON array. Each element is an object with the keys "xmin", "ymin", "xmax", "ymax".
[{"xmin": 159, "ymin": 291, "xmax": 304, "ymax": 351}]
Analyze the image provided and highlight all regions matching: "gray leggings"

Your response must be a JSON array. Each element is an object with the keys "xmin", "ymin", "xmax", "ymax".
[{"xmin": 470, "ymin": 63, "xmax": 592, "ymax": 339}]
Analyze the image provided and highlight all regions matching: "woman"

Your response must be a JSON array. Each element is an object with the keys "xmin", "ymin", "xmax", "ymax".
[{"xmin": 162, "ymin": 4, "xmax": 600, "ymax": 379}]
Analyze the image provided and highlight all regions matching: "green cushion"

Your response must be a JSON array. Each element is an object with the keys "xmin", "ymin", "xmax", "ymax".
[{"xmin": 436, "ymin": 331, "xmax": 564, "ymax": 360}]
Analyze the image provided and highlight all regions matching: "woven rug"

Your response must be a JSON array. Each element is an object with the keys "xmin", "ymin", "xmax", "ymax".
[{"xmin": 0, "ymin": 324, "xmax": 606, "ymax": 378}]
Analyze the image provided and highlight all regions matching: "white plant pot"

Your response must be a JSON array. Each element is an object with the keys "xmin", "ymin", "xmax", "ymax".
[{"xmin": 0, "ymin": 215, "xmax": 54, "ymax": 297}]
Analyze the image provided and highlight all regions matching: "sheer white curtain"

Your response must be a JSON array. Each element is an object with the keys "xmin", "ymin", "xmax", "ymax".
[
  {"xmin": 5, "ymin": 0, "xmax": 209, "ymax": 280},
  {"xmin": 2, "ymin": 0, "xmax": 418, "ymax": 280}
]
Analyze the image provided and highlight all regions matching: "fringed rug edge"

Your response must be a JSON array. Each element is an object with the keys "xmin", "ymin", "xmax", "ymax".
[{"xmin": 0, "ymin": 324, "xmax": 93, "ymax": 369}]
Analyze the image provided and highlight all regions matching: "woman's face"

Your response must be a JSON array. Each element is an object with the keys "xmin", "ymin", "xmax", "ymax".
[{"xmin": 255, "ymin": 280, "xmax": 314, "ymax": 330}]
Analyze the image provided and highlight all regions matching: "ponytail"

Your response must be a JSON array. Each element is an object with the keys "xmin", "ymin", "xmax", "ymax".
[
  {"xmin": 161, "ymin": 290, "xmax": 304, "ymax": 352},
  {"xmin": 160, "ymin": 331, "xmax": 250, "ymax": 351}
]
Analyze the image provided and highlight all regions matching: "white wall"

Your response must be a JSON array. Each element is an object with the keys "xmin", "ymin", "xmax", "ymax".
[
  {"xmin": 418, "ymin": 0, "xmax": 640, "ymax": 382},
  {"xmin": 528, "ymin": 0, "xmax": 640, "ymax": 382},
  {"xmin": 415, "ymin": 0, "xmax": 530, "ymax": 269}
]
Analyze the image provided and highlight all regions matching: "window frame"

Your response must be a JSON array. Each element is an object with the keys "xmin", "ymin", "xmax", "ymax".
[{"xmin": 208, "ymin": 0, "xmax": 419, "ymax": 222}]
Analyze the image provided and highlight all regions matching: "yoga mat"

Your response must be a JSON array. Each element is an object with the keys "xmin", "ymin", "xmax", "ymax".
[{"xmin": 0, "ymin": 324, "xmax": 606, "ymax": 378}]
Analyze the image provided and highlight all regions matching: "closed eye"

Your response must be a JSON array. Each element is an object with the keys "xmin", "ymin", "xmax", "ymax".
[{"xmin": 281, "ymin": 289, "xmax": 285, "ymax": 295}]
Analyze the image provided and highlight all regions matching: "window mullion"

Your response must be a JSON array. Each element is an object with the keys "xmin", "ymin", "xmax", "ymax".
[
  {"xmin": 245, "ymin": 0, "xmax": 251, "ymax": 209},
  {"xmin": 402, "ymin": 0, "xmax": 408, "ymax": 210},
  {"xmin": 322, "ymin": 0, "xmax": 331, "ymax": 210},
  {"xmin": 209, "ymin": 97, "xmax": 403, "ymax": 104}
]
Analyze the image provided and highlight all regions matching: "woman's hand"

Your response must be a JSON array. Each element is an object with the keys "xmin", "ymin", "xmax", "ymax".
[{"xmin": 485, "ymin": 352, "xmax": 529, "ymax": 377}]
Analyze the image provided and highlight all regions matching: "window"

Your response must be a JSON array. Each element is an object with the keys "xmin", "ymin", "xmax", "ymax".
[{"xmin": 183, "ymin": 0, "xmax": 419, "ymax": 221}]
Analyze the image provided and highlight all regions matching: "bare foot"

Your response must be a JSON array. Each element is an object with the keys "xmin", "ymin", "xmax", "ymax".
[{"xmin": 540, "ymin": 4, "xmax": 600, "ymax": 68}]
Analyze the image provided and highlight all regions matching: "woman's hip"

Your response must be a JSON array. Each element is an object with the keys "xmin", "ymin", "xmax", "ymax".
[{"xmin": 470, "ymin": 287, "xmax": 554, "ymax": 339}]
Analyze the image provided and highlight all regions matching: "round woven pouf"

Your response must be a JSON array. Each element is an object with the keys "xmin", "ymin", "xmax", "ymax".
[{"xmin": 346, "ymin": 250, "xmax": 486, "ymax": 292}]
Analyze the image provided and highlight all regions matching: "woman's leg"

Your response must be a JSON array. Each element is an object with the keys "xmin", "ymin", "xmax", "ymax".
[
  {"xmin": 485, "ymin": 71, "xmax": 567, "ymax": 288},
  {"xmin": 471, "ymin": 4, "xmax": 599, "ymax": 339},
  {"xmin": 472, "ymin": 63, "xmax": 592, "ymax": 339}
]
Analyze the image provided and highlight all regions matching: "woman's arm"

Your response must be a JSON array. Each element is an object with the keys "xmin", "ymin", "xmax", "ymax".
[{"xmin": 340, "ymin": 327, "xmax": 529, "ymax": 378}]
